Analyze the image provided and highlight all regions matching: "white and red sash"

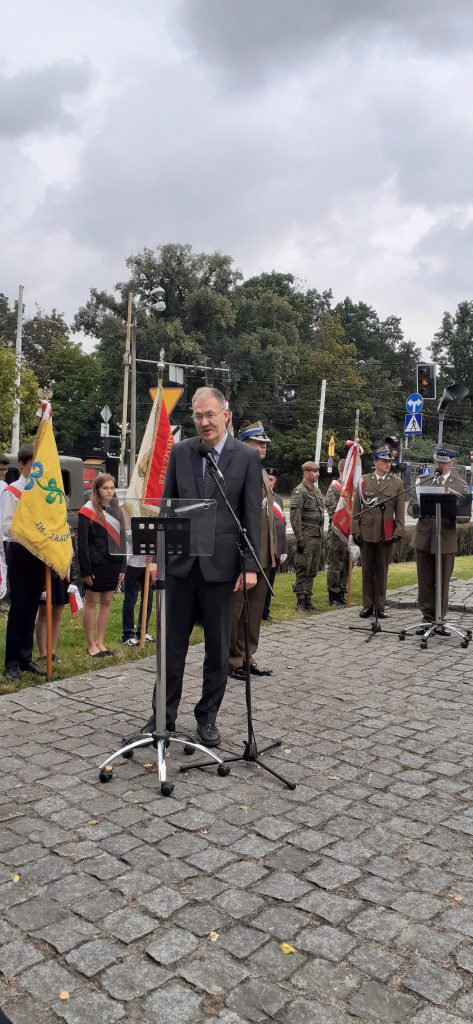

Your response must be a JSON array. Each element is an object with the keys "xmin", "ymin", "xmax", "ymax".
[
  {"xmin": 78, "ymin": 501, "xmax": 121, "ymax": 546},
  {"xmin": 5, "ymin": 484, "xmax": 22, "ymax": 500},
  {"xmin": 273, "ymin": 502, "xmax": 286, "ymax": 526}
]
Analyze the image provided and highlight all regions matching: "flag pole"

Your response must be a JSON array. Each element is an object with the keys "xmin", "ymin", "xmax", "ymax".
[
  {"xmin": 139, "ymin": 561, "xmax": 151, "ymax": 649},
  {"xmin": 346, "ymin": 408, "xmax": 360, "ymax": 608},
  {"xmin": 45, "ymin": 566, "xmax": 53, "ymax": 679}
]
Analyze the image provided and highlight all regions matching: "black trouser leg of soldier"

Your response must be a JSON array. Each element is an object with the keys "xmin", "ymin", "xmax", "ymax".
[
  {"xmin": 361, "ymin": 542, "xmax": 376, "ymax": 610},
  {"xmin": 376, "ymin": 542, "xmax": 392, "ymax": 611},
  {"xmin": 416, "ymin": 551, "xmax": 435, "ymax": 622}
]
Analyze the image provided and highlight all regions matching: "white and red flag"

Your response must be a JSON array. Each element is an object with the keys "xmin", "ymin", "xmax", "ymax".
[
  {"xmin": 332, "ymin": 437, "xmax": 364, "ymax": 544},
  {"xmin": 125, "ymin": 383, "xmax": 174, "ymax": 515}
]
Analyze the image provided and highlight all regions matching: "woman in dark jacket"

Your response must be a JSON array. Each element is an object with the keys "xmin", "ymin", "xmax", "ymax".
[{"xmin": 78, "ymin": 474, "xmax": 125, "ymax": 657}]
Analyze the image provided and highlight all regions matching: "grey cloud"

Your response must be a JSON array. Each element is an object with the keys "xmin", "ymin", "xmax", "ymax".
[
  {"xmin": 413, "ymin": 219, "xmax": 473, "ymax": 297},
  {"xmin": 0, "ymin": 61, "xmax": 92, "ymax": 137},
  {"xmin": 174, "ymin": 0, "xmax": 473, "ymax": 85}
]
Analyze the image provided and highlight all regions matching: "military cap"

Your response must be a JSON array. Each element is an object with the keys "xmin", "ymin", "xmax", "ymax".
[
  {"xmin": 434, "ymin": 445, "xmax": 458, "ymax": 463},
  {"xmin": 0, "ymin": 453, "xmax": 9, "ymax": 465},
  {"xmin": 371, "ymin": 445, "xmax": 395, "ymax": 462},
  {"xmin": 238, "ymin": 421, "xmax": 271, "ymax": 443},
  {"xmin": 265, "ymin": 466, "xmax": 280, "ymax": 477},
  {"xmin": 302, "ymin": 461, "xmax": 320, "ymax": 472}
]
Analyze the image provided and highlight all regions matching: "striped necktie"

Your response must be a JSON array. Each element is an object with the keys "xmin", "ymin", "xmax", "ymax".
[{"xmin": 203, "ymin": 449, "xmax": 217, "ymax": 496}]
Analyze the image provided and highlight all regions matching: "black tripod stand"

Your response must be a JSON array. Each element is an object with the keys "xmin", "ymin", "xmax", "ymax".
[{"xmin": 181, "ymin": 451, "xmax": 296, "ymax": 791}]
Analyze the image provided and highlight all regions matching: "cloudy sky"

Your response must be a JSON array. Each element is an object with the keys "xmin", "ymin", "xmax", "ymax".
[{"xmin": 2, "ymin": 0, "xmax": 473, "ymax": 352}]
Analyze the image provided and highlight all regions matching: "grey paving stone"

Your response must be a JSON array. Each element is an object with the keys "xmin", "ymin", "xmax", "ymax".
[
  {"xmin": 19, "ymin": 960, "xmax": 76, "ymax": 1001},
  {"xmin": 174, "ymin": 903, "xmax": 231, "ymax": 937},
  {"xmin": 353, "ymin": 875, "xmax": 402, "ymax": 906},
  {"xmin": 292, "ymin": 956, "xmax": 362, "ymax": 1001},
  {"xmin": 142, "ymin": 981, "xmax": 203, "ymax": 1023},
  {"xmin": 348, "ymin": 907, "xmax": 406, "ymax": 942},
  {"xmin": 33, "ymin": 915, "xmax": 96, "ymax": 954},
  {"xmin": 348, "ymin": 979, "xmax": 419, "ymax": 1022},
  {"xmin": 80, "ymin": 851, "xmax": 128, "ymax": 880},
  {"xmin": 282, "ymin": 999, "xmax": 354, "ymax": 1024},
  {"xmin": 213, "ymin": 888, "xmax": 266, "ymax": 920},
  {"xmin": 395, "ymin": 922, "xmax": 461, "ymax": 960},
  {"xmin": 348, "ymin": 943, "xmax": 404, "ymax": 982},
  {"xmin": 71, "ymin": 889, "xmax": 126, "ymax": 922},
  {"xmin": 109, "ymin": 870, "xmax": 157, "ymax": 897},
  {"xmin": 410, "ymin": 1010, "xmax": 466, "ymax": 1023},
  {"xmin": 226, "ymin": 978, "xmax": 290, "ymax": 1022},
  {"xmin": 102, "ymin": 907, "xmax": 157, "ymax": 943},
  {"xmin": 146, "ymin": 927, "xmax": 199, "ymax": 965},
  {"xmin": 0, "ymin": 920, "xmax": 19, "ymax": 945},
  {"xmin": 100, "ymin": 958, "xmax": 170, "ymax": 999},
  {"xmin": 218, "ymin": 924, "xmax": 268, "ymax": 959},
  {"xmin": 54, "ymin": 991, "xmax": 125, "ymax": 1023},
  {"xmin": 437, "ymin": 906, "xmax": 473, "ymax": 937},
  {"xmin": 403, "ymin": 957, "xmax": 463, "ymax": 1004},
  {"xmin": 251, "ymin": 939, "xmax": 307, "ymax": 979},
  {"xmin": 455, "ymin": 945, "xmax": 473, "ymax": 972},
  {"xmin": 390, "ymin": 891, "xmax": 444, "ymax": 920},
  {"xmin": 250, "ymin": 904, "xmax": 309, "ymax": 938},
  {"xmin": 6, "ymin": 896, "xmax": 65, "ymax": 931},
  {"xmin": 217, "ymin": 861, "xmax": 268, "ymax": 887},
  {"xmin": 65, "ymin": 938, "xmax": 125, "ymax": 977},
  {"xmin": 2, "ymin": 996, "xmax": 59, "ymax": 1024},
  {"xmin": 296, "ymin": 925, "xmax": 357, "ymax": 962},
  {"xmin": 455, "ymin": 992, "xmax": 473, "ymax": 1015},
  {"xmin": 179, "ymin": 948, "xmax": 249, "ymax": 995},
  {"xmin": 0, "ymin": 939, "xmax": 44, "ymax": 977},
  {"xmin": 252, "ymin": 870, "xmax": 312, "ymax": 902},
  {"xmin": 305, "ymin": 858, "xmax": 362, "ymax": 889},
  {"xmin": 295, "ymin": 890, "xmax": 362, "ymax": 925},
  {"xmin": 136, "ymin": 885, "xmax": 188, "ymax": 918}
]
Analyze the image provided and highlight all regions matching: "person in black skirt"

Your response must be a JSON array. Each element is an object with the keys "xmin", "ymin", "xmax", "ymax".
[{"xmin": 78, "ymin": 474, "xmax": 126, "ymax": 657}]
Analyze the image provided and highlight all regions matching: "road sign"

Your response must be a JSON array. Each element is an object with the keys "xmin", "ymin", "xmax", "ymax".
[
  {"xmin": 406, "ymin": 393, "xmax": 424, "ymax": 415},
  {"xmin": 404, "ymin": 413, "xmax": 422, "ymax": 435},
  {"xmin": 100, "ymin": 405, "xmax": 112, "ymax": 423}
]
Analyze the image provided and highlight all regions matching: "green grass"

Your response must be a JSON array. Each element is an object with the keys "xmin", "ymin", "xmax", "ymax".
[{"xmin": 1, "ymin": 555, "xmax": 473, "ymax": 696}]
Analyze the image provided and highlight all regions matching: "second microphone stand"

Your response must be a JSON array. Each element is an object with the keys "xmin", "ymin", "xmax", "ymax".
[
  {"xmin": 349, "ymin": 498, "xmax": 401, "ymax": 643},
  {"xmin": 181, "ymin": 453, "xmax": 296, "ymax": 791}
]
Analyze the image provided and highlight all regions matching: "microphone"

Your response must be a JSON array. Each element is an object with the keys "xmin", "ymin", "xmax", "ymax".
[{"xmin": 197, "ymin": 441, "xmax": 225, "ymax": 482}]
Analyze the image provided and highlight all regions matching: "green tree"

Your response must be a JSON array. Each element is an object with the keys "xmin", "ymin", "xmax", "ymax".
[{"xmin": 0, "ymin": 344, "xmax": 39, "ymax": 450}]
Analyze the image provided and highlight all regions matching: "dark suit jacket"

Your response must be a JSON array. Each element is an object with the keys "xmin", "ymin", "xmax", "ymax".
[{"xmin": 162, "ymin": 433, "xmax": 262, "ymax": 582}]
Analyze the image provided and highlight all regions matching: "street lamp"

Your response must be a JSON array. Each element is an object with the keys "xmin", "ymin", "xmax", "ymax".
[{"xmin": 436, "ymin": 381, "xmax": 469, "ymax": 444}]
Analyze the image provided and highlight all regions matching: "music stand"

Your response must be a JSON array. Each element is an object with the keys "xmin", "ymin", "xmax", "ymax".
[
  {"xmin": 97, "ymin": 498, "xmax": 230, "ymax": 796},
  {"xmin": 400, "ymin": 486, "xmax": 472, "ymax": 648}
]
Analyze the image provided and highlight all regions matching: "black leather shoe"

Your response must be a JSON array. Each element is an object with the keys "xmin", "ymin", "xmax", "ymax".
[
  {"xmin": 377, "ymin": 610, "xmax": 389, "ymax": 619},
  {"xmin": 140, "ymin": 716, "xmax": 175, "ymax": 734},
  {"xmin": 228, "ymin": 667, "xmax": 247, "ymax": 680},
  {"xmin": 359, "ymin": 607, "xmax": 373, "ymax": 618},
  {"xmin": 247, "ymin": 663, "xmax": 272, "ymax": 677},
  {"xmin": 436, "ymin": 625, "xmax": 451, "ymax": 637},
  {"xmin": 22, "ymin": 661, "xmax": 47, "ymax": 676},
  {"xmin": 416, "ymin": 622, "xmax": 432, "ymax": 635},
  {"xmin": 4, "ymin": 667, "xmax": 19, "ymax": 681},
  {"xmin": 196, "ymin": 722, "xmax": 221, "ymax": 747}
]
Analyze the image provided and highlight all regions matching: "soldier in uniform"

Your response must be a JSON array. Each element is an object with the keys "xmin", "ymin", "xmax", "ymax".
[
  {"xmin": 290, "ymin": 461, "xmax": 324, "ymax": 612},
  {"xmin": 262, "ymin": 467, "xmax": 288, "ymax": 622},
  {"xmin": 228, "ymin": 422, "xmax": 276, "ymax": 679},
  {"xmin": 408, "ymin": 445, "xmax": 470, "ymax": 635},
  {"xmin": 325, "ymin": 458, "xmax": 349, "ymax": 606},
  {"xmin": 352, "ymin": 444, "xmax": 405, "ymax": 618}
]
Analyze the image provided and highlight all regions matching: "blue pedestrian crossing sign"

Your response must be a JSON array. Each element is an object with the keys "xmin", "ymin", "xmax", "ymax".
[
  {"xmin": 406, "ymin": 393, "xmax": 424, "ymax": 414},
  {"xmin": 404, "ymin": 412, "xmax": 422, "ymax": 435}
]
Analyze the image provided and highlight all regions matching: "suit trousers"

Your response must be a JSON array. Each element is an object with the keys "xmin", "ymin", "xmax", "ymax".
[
  {"xmin": 228, "ymin": 570, "xmax": 269, "ymax": 670},
  {"xmin": 416, "ymin": 549, "xmax": 455, "ymax": 621},
  {"xmin": 360, "ymin": 540, "xmax": 393, "ymax": 611},
  {"xmin": 152, "ymin": 561, "xmax": 234, "ymax": 728},
  {"xmin": 121, "ymin": 565, "xmax": 153, "ymax": 640},
  {"xmin": 5, "ymin": 543, "xmax": 45, "ymax": 671}
]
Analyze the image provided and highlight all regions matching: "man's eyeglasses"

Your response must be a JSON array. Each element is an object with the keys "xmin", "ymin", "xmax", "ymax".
[{"xmin": 192, "ymin": 411, "xmax": 223, "ymax": 423}]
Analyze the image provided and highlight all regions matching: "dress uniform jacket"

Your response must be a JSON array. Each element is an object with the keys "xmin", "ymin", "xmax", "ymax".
[
  {"xmin": 290, "ymin": 481, "xmax": 325, "ymax": 600},
  {"xmin": 229, "ymin": 468, "xmax": 277, "ymax": 671},
  {"xmin": 351, "ymin": 472, "xmax": 405, "ymax": 611},
  {"xmin": 408, "ymin": 473, "xmax": 470, "ymax": 620}
]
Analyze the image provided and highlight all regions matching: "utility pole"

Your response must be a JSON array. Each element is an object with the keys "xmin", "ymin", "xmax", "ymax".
[
  {"xmin": 119, "ymin": 292, "xmax": 133, "ymax": 488},
  {"xmin": 11, "ymin": 284, "xmax": 24, "ymax": 454},
  {"xmin": 314, "ymin": 379, "xmax": 326, "ymax": 463},
  {"xmin": 130, "ymin": 318, "xmax": 137, "ymax": 474}
]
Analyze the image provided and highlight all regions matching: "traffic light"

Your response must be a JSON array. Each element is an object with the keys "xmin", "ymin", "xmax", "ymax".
[{"xmin": 417, "ymin": 362, "xmax": 436, "ymax": 399}]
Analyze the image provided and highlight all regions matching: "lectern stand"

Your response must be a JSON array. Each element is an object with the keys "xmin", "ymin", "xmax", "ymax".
[
  {"xmin": 98, "ymin": 498, "xmax": 229, "ymax": 796},
  {"xmin": 400, "ymin": 486, "xmax": 472, "ymax": 649}
]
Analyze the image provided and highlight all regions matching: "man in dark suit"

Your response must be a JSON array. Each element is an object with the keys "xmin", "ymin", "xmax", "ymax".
[{"xmin": 149, "ymin": 386, "xmax": 262, "ymax": 747}]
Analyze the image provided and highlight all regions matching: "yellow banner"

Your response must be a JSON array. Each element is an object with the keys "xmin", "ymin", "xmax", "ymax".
[{"xmin": 10, "ymin": 417, "xmax": 73, "ymax": 578}]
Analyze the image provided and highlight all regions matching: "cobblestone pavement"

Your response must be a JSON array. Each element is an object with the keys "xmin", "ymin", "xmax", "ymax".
[
  {"xmin": 2, "ymin": 603, "xmax": 473, "ymax": 1023},
  {"xmin": 388, "ymin": 576, "xmax": 473, "ymax": 612}
]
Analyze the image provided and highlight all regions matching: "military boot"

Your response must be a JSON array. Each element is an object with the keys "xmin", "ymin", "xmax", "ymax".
[
  {"xmin": 328, "ymin": 589, "xmax": 340, "ymax": 607},
  {"xmin": 305, "ymin": 596, "xmax": 320, "ymax": 612},
  {"xmin": 295, "ymin": 598, "xmax": 306, "ymax": 613}
]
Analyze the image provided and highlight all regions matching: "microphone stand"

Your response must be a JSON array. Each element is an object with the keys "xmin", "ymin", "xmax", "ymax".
[
  {"xmin": 181, "ymin": 452, "xmax": 296, "ymax": 791},
  {"xmin": 349, "ymin": 499, "xmax": 401, "ymax": 642}
]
